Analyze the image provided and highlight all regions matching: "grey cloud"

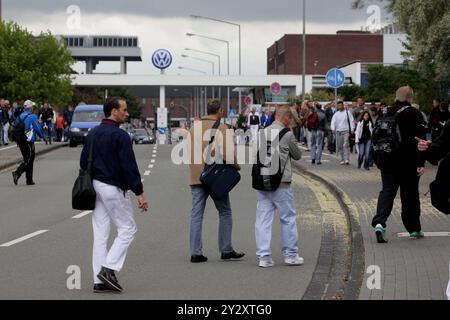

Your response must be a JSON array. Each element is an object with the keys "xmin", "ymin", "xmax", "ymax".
[{"xmin": 4, "ymin": 0, "xmax": 389, "ymax": 24}]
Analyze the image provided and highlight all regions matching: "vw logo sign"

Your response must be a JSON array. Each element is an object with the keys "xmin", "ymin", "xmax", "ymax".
[{"xmin": 152, "ymin": 49, "xmax": 172, "ymax": 70}]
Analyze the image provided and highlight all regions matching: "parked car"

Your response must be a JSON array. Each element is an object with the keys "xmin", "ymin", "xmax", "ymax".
[
  {"xmin": 133, "ymin": 128, "xmax": 155, "ymax": 144},
  {"xmin": 68, "ymin": 105, "xmax": 103, "ymax": 147}
]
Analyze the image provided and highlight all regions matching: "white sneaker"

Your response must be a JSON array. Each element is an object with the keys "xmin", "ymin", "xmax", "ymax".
[
  {"xmin": 284, "ymin": 255, "xmax": 304, "ymax": 266},
  {"xmin": 259, "ymin": 258, "xmax": 275, "ymax": 268},
  {"xmin": 340, "ymin": 161, "xmax": 345, "ymax": 165}
]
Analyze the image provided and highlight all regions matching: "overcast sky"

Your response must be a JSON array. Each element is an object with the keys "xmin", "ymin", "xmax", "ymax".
[{"xmin": 3, "ymin": 0, "xmax": 391, "ymax": 75}]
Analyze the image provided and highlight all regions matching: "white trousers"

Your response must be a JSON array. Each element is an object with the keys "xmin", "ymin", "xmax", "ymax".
[
  {"xmin": 250, "ymin": 125, "xmax": 259, "ymax": 144},
  {"xmin": 3, "ymin": 122, "xmax": 9, "ymax": 144},
  {"xmin": 255, "ymin": 186, "xmax": 299, "ymax": 259},
  {"xmin": 92, "ymin": 180, "xmax": 137, "ymax": 284}
]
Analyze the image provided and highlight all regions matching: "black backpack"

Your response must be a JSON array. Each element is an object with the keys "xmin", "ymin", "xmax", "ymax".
[
  {"xmin": 252, "ymin": 127, "xmax": 290, "ymax": 191},
  {"xmin": 429, "ymin": 152, "xmax": 450, "ymax": 215},
  {"xmin": 12, "ymin": 114, "xmax": 30, "ymax": 143},
  {"xmin": 372, "ymin": 106, "xmax": 409, "ymax": 167}
]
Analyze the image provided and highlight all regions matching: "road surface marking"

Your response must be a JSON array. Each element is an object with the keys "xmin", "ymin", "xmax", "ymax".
[
  {"xmin": 151, "ymin": 159, "xmax": 155, "ymax": 163},
  {"xmin": 144, "ymin": 170, "xmax": 151, "ymax": 176},
  {"xmin": 0, "ymin": 145, "xmax": 17, "ymax": 152},
  {"xmin": 397, "ymin": 232, "xmax": 450, "ymax": 238},
  {"xmin": 0, "ymin": 230, "xmax": 49, "ymax": 247},
  {"xmin": 153, "ymin": 150, "xmax": 157, "ymax": 153},
  {"xmin": 148, "ymin": 164, "xmax": 154, "ymax": 168},
  {"xmin": 152, "ymin": 154, "xmax": 156, "ymax": 158},
  {"xmin": 72, "ymin": 211, "xmax": 93, "ymax": 219}
]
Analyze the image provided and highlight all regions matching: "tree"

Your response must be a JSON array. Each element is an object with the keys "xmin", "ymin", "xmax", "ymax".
[
  {"xmin": 0, "ymin": 21, "xmax": 74, "ymax": 106},
  {"xmin": 352, "ymin": 0, "xmax": 450, "ymax": 100}
]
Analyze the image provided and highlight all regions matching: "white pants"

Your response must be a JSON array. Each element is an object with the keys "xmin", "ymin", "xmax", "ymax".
[
  {"xmin": 92, "ymin": 180, "xmax": 137, "ymax": 284},
  {"xmin": 3, "ymin": 123, "xmax": 9, "ymax": 144},
  {"xmin": 250, "ymin": 125, "xmax": 259, "ymax": 144},
  {"xmin": 255, "ymin": 186, "xmax": 299, "ymax": 259}
]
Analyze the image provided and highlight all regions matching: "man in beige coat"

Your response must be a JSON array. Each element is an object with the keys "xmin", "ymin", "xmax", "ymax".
[{"xmin": 188, "ymin": 99, "xmax": 244, "ymax": 263}]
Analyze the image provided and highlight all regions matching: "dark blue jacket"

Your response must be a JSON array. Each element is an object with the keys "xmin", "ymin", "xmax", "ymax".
[
  {"xmin": 15, "ymin": 110, "xmax": 45, "ymax": 143},
  {"xmin": 80, "ymin": 119, "xmax": 143, "ymax": 196}
]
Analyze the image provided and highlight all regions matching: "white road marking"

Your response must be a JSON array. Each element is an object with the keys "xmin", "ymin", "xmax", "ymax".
[
  {"xmin": 148, "ymin": 164, "xmax": 154, "ymax": 168},
  {"xmin": 151, "ymin": 159, "xmax": 155, "ymax": 163},
  {"xmin": 144, "ymin": 170, "xmax": 151, "ymax": 176},
  {"xmin": 141, "ymin": 179, "xmax": 145, "ymax": 183},
  {"xmin": 72, "ymin": 210, "xmax": 93, "ymax": 219},
  {"xmin": 152, "ymin": 154, "xmax": 156, "ymax": 158},
  {"xmin": 153, "ymin": 150, "xmax": 157, "ymax": 153},
  {"xmin": 0, "ymin": 145, "xmax": 17, "ymax": 152},
  {"xmin": 0, "ymin": 230, "xmax": 48, "ymax": 247},
  {"xmin": 397, "ymin": 232, "xmax": 450, "ymax": 238}
]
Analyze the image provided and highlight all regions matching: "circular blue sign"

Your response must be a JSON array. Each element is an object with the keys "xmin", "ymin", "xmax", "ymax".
[
  {"xmin": 152, "ymin": 49, "xmax": 173, "ymax": 70},
  {"xmin": 326, "ymin": 68, "xmax": 345, "ymax": 88},
  {"xmin": 158, "ymin": 127, "xmax": 166, "ymax": 134}
]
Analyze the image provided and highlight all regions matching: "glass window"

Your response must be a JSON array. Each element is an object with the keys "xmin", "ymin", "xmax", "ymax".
[
  {"xmin": 113, "ymin": 38, "xmax": 117, "ymax": 46},
  {"xmin": 108, "ymin": 38, "xmax": 113, "ymax": 47},
  {"xmin": 93, "ymin": 38, "xmax": 98, "ymax": 46},
  {"xmin": 128, "ymin": 38, "xmax": 132, "ymax": 46},
  {"xmin": 80, "ymin": 38, "xmax": 84, "ymax": 46},
  {"xmin": 74, "ymin": 38, "xmax": 79, "ymax": 46},
  {"xmin": 133, "ymin": 38, "xmax": 137, "ymax": 47},
  {"xmin": 119, "ymin": 38, "xmax": 123, "ymax": 47},
  {"xmin": 103, "ymin": 38, "xmax": 107, "ymax": 47}
]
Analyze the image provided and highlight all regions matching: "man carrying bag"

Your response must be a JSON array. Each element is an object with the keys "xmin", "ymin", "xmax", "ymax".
[{"xmin": 188, "ymin": 99, "xmax": 244, "ymax": 263}]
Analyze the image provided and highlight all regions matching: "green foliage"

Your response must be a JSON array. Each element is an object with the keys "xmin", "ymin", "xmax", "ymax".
[
  {"xmin": 0, "ymin": 21, "xmax": 74, "ymax": 106},
  {"xmin": 72, "ymin": 87, "xmax": 143, "ymax": 120}
]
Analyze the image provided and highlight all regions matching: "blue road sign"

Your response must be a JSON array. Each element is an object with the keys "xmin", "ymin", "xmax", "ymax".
[
  {"xmin": 158, "ymin": 127, "xmax": 166, "ymax": 135},
  {"xmin": 152, "ymin": 49, "xmax": 173, "ymax": 70},
  {"xmin": 326, "ymin": 68, "xmax": 345, "ymax": 88}
]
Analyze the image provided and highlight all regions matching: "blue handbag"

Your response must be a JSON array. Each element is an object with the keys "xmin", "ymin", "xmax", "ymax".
[{"xmin": 200, "ymin": 120, "xmax": 240, "ymax": 200}]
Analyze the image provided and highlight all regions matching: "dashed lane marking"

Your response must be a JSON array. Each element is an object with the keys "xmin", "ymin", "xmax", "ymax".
[
  {"xmin": 72, "ymin": 211, "xmax": 92, "ymax": 219},
  {"xmin": 148, "ymin": 164, "xmax": 154, "ymax": 169},
  {"xmin": 0, "ymin": 230, "xmax": 49, "ymax": 247},
  {"xmin": 144, "ymin": 170, "xmax": 151, "ymax": 176},
  {"xmin": 397, "ymin": 232, "xmax": 450, "ymax": 238}
]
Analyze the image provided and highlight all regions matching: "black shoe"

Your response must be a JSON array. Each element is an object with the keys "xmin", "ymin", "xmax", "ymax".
[
  {"xmin": 317, "ymin": 162, "xmax": 322, "ymax": 165},
  {"xmin": 221, "ymin": 250, "xmax": 245, "ymax": 260},
  {"xmin": 93, "ymin": 283, "xmax": 116, "ymax": 293},
  {"xmin": 97, "ymin": 267, "xmax": 123, "ymax": 292},
  {"xmin": 26, "ymin": 181, "xmax": 35, "ymax": 185},
  {"xmin": 311, "ymin": 159, "xmax": 315, "ymax": 164},
  {"xmin": 12, "ymin": 171, "xmax": 19, "ymax": 185},
  {"xmin": 190, "ymin": 254, "xmax": 208, "ymax": 263}
]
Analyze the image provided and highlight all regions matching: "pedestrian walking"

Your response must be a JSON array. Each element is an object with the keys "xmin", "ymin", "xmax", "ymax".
[
  {"xmin": 38, "ymin": 101, "xmax": 54, "ymax": 144},
  {"xmin": 12, "ymin": 100, "xmax": 45, "ymax": 186},
  {"xmin": 187, "ymin": 99, "xmax": 244, "ymax": 263},
  {"xmin": 331, "ymin": 101, "xmax": 355, "ymax": 165},
  {"xmin": 247, "ymin": 107, "xmax": 260, "ymax": 144},
  {"xmin": 80, "ymin": 97, "xmax": 149, "ymax": 293},
  {"xmin": 416, "ymin": 119, "xmax": 450, "ymax": 300},
  {"xmin": 310, "ymin": 103, "xmax": 326, "ymax": 165},
  {"xmin": 371, "ymin": 86, "xmax": 427, "ymax": 243},
  {"xmin": 254, "ymin": 105, "xmax": 303, "ymax": 268},
  {"xmin": 355, "ymin": 111, "xmax": 373, "ymax": 170},
  {"xmin": 2, "ymin": 100, "xmax": 11, "ymax": 145}
]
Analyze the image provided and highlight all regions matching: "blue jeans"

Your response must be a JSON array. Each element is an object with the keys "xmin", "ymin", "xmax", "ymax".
[
  {"xmin": 190, "ymin": 185, "xmax": 234, "ymax": 256},
  {"xmin": 311, "ymin": 130, "xmax": 325, "ymax": 162},
  {"xmin": 358, "ymin": 140, "xmax": 372, "ymax": 169},
  {"xmin": 255, "ymin": 187, "xmax": 299, "ymax": 258}
]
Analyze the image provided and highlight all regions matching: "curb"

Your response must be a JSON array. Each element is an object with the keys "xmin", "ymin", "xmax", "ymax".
[
  {"xmin": 0, "ymin": 143, "xmax": 68, "ymax": 172},
  {"xmin": 295, "ymin": 162, "xmax": 365, "ymax": 300}
]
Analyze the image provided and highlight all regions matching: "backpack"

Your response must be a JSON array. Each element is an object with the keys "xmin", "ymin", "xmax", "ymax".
[
  {"xmin": 307, "ymin": 112, "xmax": 319, "ymax": 130},
  {"xmin": 429, "ymin": 153, "xmax": 450, "ymax": 215},
  {"xmin": 372, "ymin": 106, "xmax": 409, "ymax": 167},
  {"xmin": 12, "ymin": 113, "xmax": 30, "ymax": 144},
  {"xmin": 252, "ymin": 127, "xmax": 290, "ymax": 191}
]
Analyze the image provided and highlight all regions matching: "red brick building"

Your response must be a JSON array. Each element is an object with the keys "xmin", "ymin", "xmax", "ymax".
[{"xmin": 267, "ymin": 31, "xmax": 383, "ymax": 75}]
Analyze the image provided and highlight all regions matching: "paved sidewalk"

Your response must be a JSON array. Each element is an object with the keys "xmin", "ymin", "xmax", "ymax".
[{"xmin": 295, "ymin": 146, "xmax": 449, "ymax": 300}]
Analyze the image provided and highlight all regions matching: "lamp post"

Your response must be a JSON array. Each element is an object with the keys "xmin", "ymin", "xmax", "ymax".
[
  {"xmin": 186, "ymin": 32, "xmax": 230, "ymax": 76},
  {"xmin": 190, "ymin": 14, "xmax": 241, "ymax": 75},
  {"xmin": 177, "ymin": 66, "xmax": 207, "ymax": 74},
  {"xmin": 181, "ymin": 54, "xmax": 215, "ymax": 75},
  {"xmin": 185, "ymin": 48, "xmax": 221, "ymax": 75},
  {"xmin": 302, "ymin": 0, "xmax": 306, "ymax": 101}
]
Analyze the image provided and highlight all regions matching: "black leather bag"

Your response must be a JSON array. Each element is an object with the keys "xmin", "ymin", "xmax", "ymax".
[
  {"xmin": 429, "ymin": 152, "xmax": 450, "ymax": 215},
  {"xmin": 200, "ymin": 120, "xmax": 240, "ymax": 200},
  {"xmin": 72, "ymin": 131, "xmax": 96, "ymax": 210}
]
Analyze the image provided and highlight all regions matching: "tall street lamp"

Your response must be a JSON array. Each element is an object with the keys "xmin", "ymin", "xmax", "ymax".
[
  {"xmin": 190, "ymin": 14, "xmax": 241, "ymax": 76},
  {"xmin": 302, "ymin": 0, "xmax": 306, "ymax": 101},
  {"xmin": 186, "ymin": 32, "xmax": 230, "ymax": 76},
  {"xmin": 185, "ymin": 48, "xmax": 221, "ymax": 75},
  {"xmin": 178, "ymin": 66, "xmax": 206, "ymax": 74},
  {"xmin": 181, "ymin": 54, "xmax": 215, "ymax": 75}
]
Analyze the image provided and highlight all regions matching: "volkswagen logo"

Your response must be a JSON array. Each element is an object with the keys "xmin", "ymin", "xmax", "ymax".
[{"xmin": 152, "ymin": 49, "xmax": 172, "ymax": 70}]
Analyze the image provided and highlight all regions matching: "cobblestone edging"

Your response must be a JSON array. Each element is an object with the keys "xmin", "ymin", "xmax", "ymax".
[{"xmin": 295, "ymin": 163, "xmax": 365, "ymax": 300}]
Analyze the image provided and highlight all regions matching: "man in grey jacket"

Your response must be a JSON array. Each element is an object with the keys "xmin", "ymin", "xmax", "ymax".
[{"xmin": 255, "ymin": 105, "xmax": 303, "ymax": 268}]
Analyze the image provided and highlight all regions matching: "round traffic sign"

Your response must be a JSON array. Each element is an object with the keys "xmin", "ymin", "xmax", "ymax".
[
  {"xmin": 270, "ymin": 82, "xmax": 282, "ymax": 95},
  {"xmin": 326, "ymin": 68, "xmax": 345, "ymax": 88},
  {"xmin": 244, "ymin": 95, "xmax": 253, "ymax": 106},
  {"xmin": 152, "ymin": 49, "xmax": 173, "ymax": 70}
]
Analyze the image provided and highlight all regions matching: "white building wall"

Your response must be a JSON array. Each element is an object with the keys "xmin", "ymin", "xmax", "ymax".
[{"xmin": 383, "ymin": 34, "xmax": 407, "ymax": 65}]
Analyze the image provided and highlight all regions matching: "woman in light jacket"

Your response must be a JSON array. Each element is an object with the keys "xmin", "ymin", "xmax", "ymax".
[{"xmin": 355, "ymin": 111, "xmax": 373, "ymax": 170}]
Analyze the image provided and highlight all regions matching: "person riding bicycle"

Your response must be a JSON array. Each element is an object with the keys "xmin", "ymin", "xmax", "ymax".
[{"xmin": 38, "ymin": 101, "xmax": 54, "ymax": 144}]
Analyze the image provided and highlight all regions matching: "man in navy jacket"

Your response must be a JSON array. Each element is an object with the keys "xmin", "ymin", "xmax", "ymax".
[{"xmin": 80, "ymin": 97, "xmax": 149, "ymax": 293}]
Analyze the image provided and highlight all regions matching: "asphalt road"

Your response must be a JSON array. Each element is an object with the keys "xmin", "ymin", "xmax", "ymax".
[{"xmin": 0, "ymin": 143, "xmax": 325, "ymax": 300}]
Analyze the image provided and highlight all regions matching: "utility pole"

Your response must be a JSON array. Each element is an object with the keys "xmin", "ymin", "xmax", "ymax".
[{"xmin": 302, "ymin": 0, "xmax": 306, "ymax": 102}]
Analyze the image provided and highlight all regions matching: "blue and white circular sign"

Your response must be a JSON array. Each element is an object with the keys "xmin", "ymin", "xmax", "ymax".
[
  {"xmin": 152, "ymin": 49, "xmax": 172, "ymax": 70},
  {"xmin": 326, "ymin": 68, "xmax": 345, "ymax": 88}
]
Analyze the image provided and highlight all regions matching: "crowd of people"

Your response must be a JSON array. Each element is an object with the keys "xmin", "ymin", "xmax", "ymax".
[{"xmin": 0, "ymin": 98, "xmax": 74, "ymax": 146}]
